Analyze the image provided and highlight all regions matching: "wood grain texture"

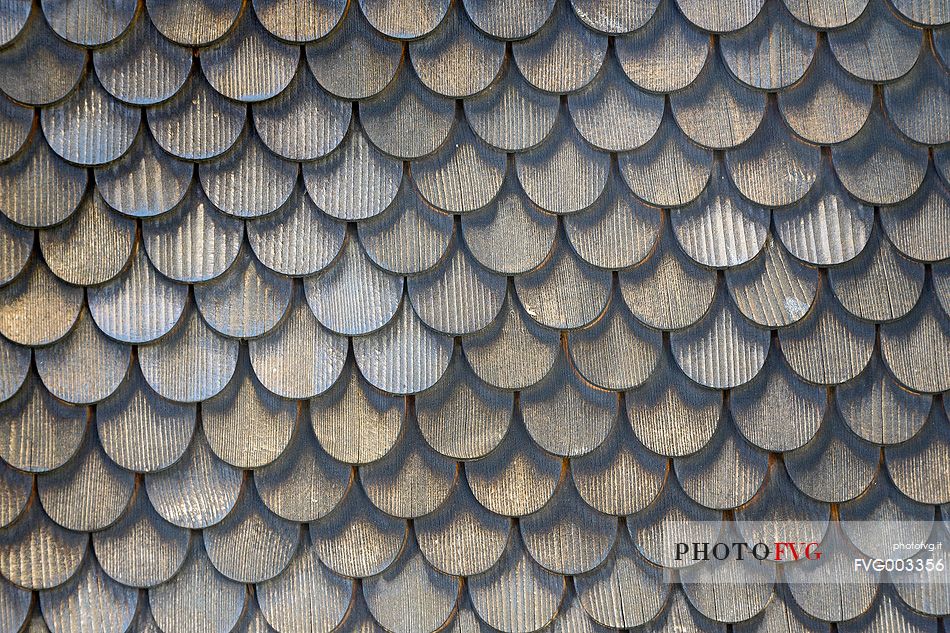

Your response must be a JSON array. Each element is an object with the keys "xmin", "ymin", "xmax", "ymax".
[
  {"xmin": 95, "ymin": 130, "xmax": 193, "ymax": 218},
  {"xmin": 727, "ymin": 236, "xmax": 817, "ymax": 328},
  {"xmin": 731, "ymin": 349, "xmax": 825, "ymax": 451},
  {"xmin": 618, "ymin": 218, "xmax": 716, "ymax": 331},
  {"xmin": 202, "ymin": 350, "xmax": 295, "ymax": 468},
  {"xmin": 360, "ymin": 0, "xmax": 449, "ymax": 39},
  {"xmin": 0, "ymin": 574, "xmax": 29, "ymax": 632},
  {"xmin": 515, "ymin": 233, "xmax": 611, "ymax": 330},
  {"xmin": 0, "ymin": 11, "xmax": 84, "ymax": 105},
  {"xmin": 571, "ymin": 409, "xmax": 666, "ymax": 516},
  {"xmin": 96, "ymin": 362, "xmax": 196, "ymax": 473},
  {"xmin": 92, "ymin": 486, "xmax": 190, "ymax": 588},
  {"xmin": 0, "ymin": 500, "xmax": 87, "ymax": 590},
  {"xmin": 142, "ymin": 186, "xmax": 244, "ymax": 283},
  {"xmin": 252, "ymin": 0, "xmax": 346, "ymax": 42},
  {"xmin": 462, "ymin": 287, "xmax": 560, "ymax": 390},
  {"xmin": 881, "ymin": 165, "xmax": 950, "ymax": 263},
  {"xmin": 564, "ymin": 172, "xmax": 660, "ymax": 270},
  {"xmin": 466, "ymin": 415, "xmax": 562, "ymax": 517},
  {"xmin": 39, "ymin": 190, "xmax": 135, "ymax": 286},
  {"xmin": 304, "ymin": 231, "xmax": 403, "ymax": 336},
  {"xmin": 515, "ymin": 112, "xmax": 610, "ymax": 215},
  {"xmin": 0, "ymin": 94, "xmax": 32, "ymax": 163},
  {"xmin": 199, "ymin": 129, "xmax": 297, "ymax": 218},
  {"xmin": 138, "ymin": 301, "xmax": 239, "ymax": 402},
  {"xmin": 570, "ymin": 55, "xmax": 663, "ymax": 152},
  {"xmin": 520, "ymin": 476, "xmax": 617, "ymax": 574},
  {"xmin": 773, "ymin": 155, "xmax": 873, "ymax": 266},
  {"xmin": 353, "ymin": 300, "xmax": 453, "ymax": 395},
  {"xmin": 359, "ymin": 65, "xmax": 454, "ymax": 160},
  {"xmin": 885, "ymin": 403, "xmax": 950, "ymax": 504},
  {"xmin": 839, "ymin": 474, "xmax": 934, "ymax": 560},
  {"xmin": 513, "ymin": 0, "xmax": 606, "ymax": 94},
  {"xmin": 720, "ymin": 0, "xmax": 815, "ymax": 90},
  {"xmin": 88, "ymin": 243, "xmax": 188, "ymax": 344},
  {"xmin": 827, "ymin": 0, "xmax": 922, "ymax": 82},
  {"xmin": 0, "ymin": 459, "xmax": 30, "ymax": 528},
  {"xmin": 831, "ymin": 104, "xmax": 928, "ymax": 205},
  {"xmin": 15, "ymin": 369, "xmax": 92, "ymax": 468},
  {"xmin": 147, "ymin": 72, "xmax": 246, "ymax": 160},
  {"xmin": 467, "ymin": 531, "xmax": 564, "ymax": 633},
  {"xmin": 521, "ymin": 349, "xmax": 616, "ymax": 457},
  {"xmin": 409, "ymin": 2, "xmax": 504, "ymax": 98},
  {"xmin": 884, "ymin": 46, "xmax": 950, "ymax": 146},
  {"xmin": 573, "ymin": 524, "xmax": 667, "ymax": 628},
  {"xmin": 890, "ymin": 0, "xmax": 949, "ymax": 23},
  {"xmin": 671, "ymin": 53, "xmax": 765, "ymax": 150},
  {"xmin": 248, "ymin": 184, "xmax": 345, "ymax": 276},
  {"xmin": 837, "ymin": 351, "xmax": 931, "ymax": 445},
  {"xmin": 670, "ymin": 288, "xmax": 770, "ymax": 389},
  {"xmin": 93, "ymin": 11, "xmax": 191, "ymax": 105},
  {"xmin": 310, "ymin": 481, "xmax": 407, "ymax": 578},
  {"xmin": 148, "ymin": 539, "xmax": 247, "ymax": 633},
  {"xmin": 203, "ymin": 484, "xmax": 300, "ymax": 583},
  {"xmin": 0, "ymin": 0, "xmax": 29, "ymax": 46},
  {"xmin": 784, "ymin": 406, "xmax": 878, "ymax": 503},
  {"xmin": 309, "ymin": 360, "xmax": 404, "ymax": 465},
  {"xmin": 675, "ymin": 0, "xmax": 764, "ymax": 31},
  {"xmin": 782, "ymin": 0, "xmax": 868, "ymax": 27},
  {"xmin": 570, "ymin": 0, "xmax": 658, "ymax": 33},
  {"xmin": 672, "ymin": 160, "xmax": 769, "ymax": 268},
  {"xmin": 253, "ymin": 64, "xmax": 350, "ymax": 161},
  {"xmin": 784, "ymin": 523, "xmax": 878, "ymax": 621},
  {"xmin": 724, "ymin": 101, "xmax": 819, "ymax": 207},
  {"xmin": 254, "ymin": 416, "xmax": 352, "ymax": 522},
  {"xmin": 362, "ymin": 537, "xmax": 460, "ymax": 633},
  {"xmin": 144, "ymin": 431, "xmax": 242, "ymax": 528},
  {"xmin": 200, "ymin": 9, "xmax": 299, "ymax": 102},
  {"xmin": 829, "ymin": 226, "xmax": 924, "ymax": 322},
  {"xmin": 359, "ymin": 414, "xmax": 457, "ymax": 518},
  {"xmin": 778, "ymin": 281, "xmax": 875, "ymax": 385},
  {"xmin": 461, "ymin": 169, "xmax": 557, "ymax": 275},
  {"xmin": 303, "ymin": 120, "xmax": 403, "ymax": 221},
  {"xmin": 673, "ymin": 412, "xmax": 769, "ymax": 509},
  {"xmin": 0, "ymin": 332, "xmax": 30, "ymax": 405},
  {"xmin": 408, "ymin": 238, "xmax": 506, "ymax": 335},
  {"xmin": 839, "ymin": 587, "xmax": 941, "ymax": 633},
  {"xmin": 35, "ymin": 307, "xmax": 131, "ymax": 405},
  {"xmin": 778, "ymin": 39, "xmax": 872, "ymax": 145},
  {"xmin": 145, "ymin": 0, "xmax": 241, "ymax": 46},
  {"xmin": 735, "ymin": 460, "xmax": 829, "ymax": 538},
  {"xmin": 650, "ymin": 588, "xmax": 726, "ymax": 632},
  {"xmin": 463, "ymin": 61, "xmax": 559, "ymax": 152},
  {"xmin": 0, "ymin": 211, "xmax": 30, "ymax": 289},
  {"xmin": 624, "ymin": 346, "xmax": 721, "ymax": 457},
  {"xmin": 413, "ymin": 120, "xmax": 506, "ymax": 213},
  {"xmin": 891, "ymin": 523, "xmax": 950, "ymax": 617},
  {"xmin": 194, "ymin": 247, "xmax": 293, "ymax": 339},
  {"xmin": 619, "ymin": 110, "xmax": 712, "ymax": 208},
  {"xmin": 0, "ymin": 134, "xmax": 86, "ymax": 228},
  {"xmin": 255, "ymin": 538, "xmax": 353, "ymax": 633},
  {"xmin": 414, "ymin": 471, "xmax": 511, "ymax": 576},
  {"xmin": 615, "ymin": 0, "xmax": 708, "ymax": 93},
  {"xmin": 41, "ymin": 72, "xmax": 139, "ymax": 166},
  {"xmin": 0, "ymin": 257, "xmax": 83, "ymax": 348},
  {"xmin": 248, "ymin": 286, "xmax": 348, "ymax": 399},
  {"xmin": 415, "ymin": 350, "xmax": 512, "ymax": 460},
  {"xmin": 38, "ymin": 556, "xmax": 138, "ymax": 633},
  {"xmin": 679, "ymin": 523, "xmax": 776, "ymax": 623},
  {"xmin": 461, "ymin": 0, "xmax": 555, "ymax": 39},
  {"xmin": 305, "ymin": 4, "xmax": 402, "ymax": 100},
  {"xmin": 626, "ymin": 476, "xmax": 720, "ymax": 569}
]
